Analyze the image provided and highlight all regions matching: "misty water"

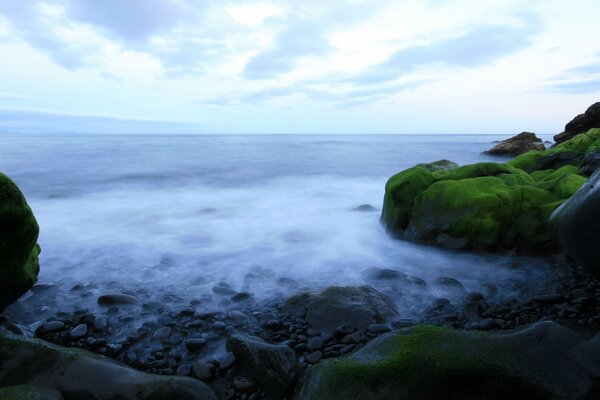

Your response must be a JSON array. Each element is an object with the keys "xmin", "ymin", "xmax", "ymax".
[{"xmin": 1, "ymin": 133, "xmax": 562, "ymax": 327}]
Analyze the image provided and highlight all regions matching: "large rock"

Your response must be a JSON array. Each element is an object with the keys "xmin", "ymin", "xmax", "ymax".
[
  {"xmin": 382, "ymin": 161, "xmax": 585, "ymax": 252},
  {"xmin": 280, "ymin": 286, "xmax": 399, "ymax": 334},
  {"xmin": 484, "ymin": 132, "xmax": 545, "ymax": 156},
  {"xmin": 295, "ymin": 321, "xmax": 600, "ymax": 400},
  {"xmin": 555, "ymin": 102, "xmax": 600, "ymax": 143},
  {"xmin": 0, "ymin": 173, "xmax": 40, "ymax": 312},
  {"xmin": 0, "ymin": 385, "xmax": 64, "ymax": 400},
  {"xmin": 226, "ymin": 331, "xmax": 301, "ymax": 400},
  {"xmin": 0, "ymin": 332, "xmax": 217, "ymax": 400},
  {"xmin": 550, "ymin": 169, "xmax": 600, "ymax": 278}
]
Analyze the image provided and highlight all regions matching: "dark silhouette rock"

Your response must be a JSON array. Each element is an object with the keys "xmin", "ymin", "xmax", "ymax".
[{"xmin": 554, "ymin": 102, "xmax": 600, "ymax": 143}]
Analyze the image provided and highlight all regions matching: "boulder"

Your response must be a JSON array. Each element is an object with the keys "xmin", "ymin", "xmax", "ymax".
[
  {"xmin": 0, "ymin": 173, "xmax": 40, "ymax": 312},
  {"xmin": 226, "ymin": 331, "xmax": 302, "ymax": 400},
  {"xmin": 0, "ymin": 385, "xmax": 64, "ymax": 400},
  {"xmin": 295, "ymin": 321, "xmax": 600, "ymax": 400},
  {"xmin": 382, "ymin": 161, "xmax": 584, "ymax": 252},
  {"xmin": 484, "ymin": 132, "xmax": 545, "ymax": 156},
  {"xmin": 580, "ymin": 150, "xmax": 600, "ymax": 177},
  {"xmin": 555, "ymin": 102, "xmax": 600, "ymax": 143},
  {"xmin": 0, "ymin": 332, "xmax": 217, "ymax": 400},
  {"xmin": 280, "ymin": 286, "xmax": 399, "ymax": 334},
  {"xmin": 550, "ymin": 169, "xmax": 600, "ymax": 278}
]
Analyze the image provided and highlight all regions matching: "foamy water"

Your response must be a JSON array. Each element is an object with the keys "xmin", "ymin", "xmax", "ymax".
[{"xmin": 1, "ymin": 133, "xmax": 559, "ymax": 321}]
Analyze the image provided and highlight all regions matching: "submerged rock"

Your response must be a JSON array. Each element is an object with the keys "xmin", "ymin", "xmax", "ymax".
[
  {"xmin": 280, "ymin": 286, "xmax": 399, "ymax": 334},
  {"xmin": 0, "ymin": 332, "xmax": 217, "ymax": 400},
  {"xmin": 0, "ymin": 173, "xmax": 41, "ymax": 312},
  {"xmin": 551, "ymin": 169, "xmax": 600, "ymax": 279},
  {"xmin": 555, "ymin": 102, "xmax": 600, "ymax": 144},
  {"xmin": 295, "ymin": 321, "xmax": 600, "ymax": 400},
  {"xmin": 484, "ymin": 132, "xmax": 545, "ymax": 156},
  {"xmin": 227, "ymin": 331, "xmax": 301, "ymax": 400},
  {"xmin": 351, "ymin": 204, "xmax": 377, "ymax": 212}
]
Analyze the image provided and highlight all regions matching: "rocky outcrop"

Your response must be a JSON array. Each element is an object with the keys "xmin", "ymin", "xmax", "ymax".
[
  {"xmin": 550, "ymin": 169, "xmax": 600, "ymax": 279},
  {"xmin": 0, "ymin": 173, "xmax": 41, "ymax": 312},
  {"xmin": 0, "ymin": 332, "xmax": 217, "ymax": 400},
  {"xmin": 279, "ymin": 286, "xmax": 399, "ymax": 334},
  {"xmin": 484, "ymin": 132, "xmax": 545, "ymax": 156},
  {"xmin": 555, "ymin": 102, "xmax": 600, "ymax": 144},
  {"xmin": 295, "ymin": 321, "xmax": 600, "ymax": 400},
  {"xmin": 226, "ymin": 331, "xmax": 302, "ymax": 400}
]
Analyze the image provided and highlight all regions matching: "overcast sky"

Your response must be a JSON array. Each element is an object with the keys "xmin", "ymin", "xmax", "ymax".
[{"xmin": 0, "ymin": 0, "xmax": 599, "ymax": 134}]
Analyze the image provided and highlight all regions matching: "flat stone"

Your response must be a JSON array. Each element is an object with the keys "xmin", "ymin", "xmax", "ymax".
[
  {"xmin": 153, "ymin": 326, "xmax": 172, "ymax": 341},
  {"xmin": 97, "ymin": 294, "xmax": 138, "ymax": 306}
]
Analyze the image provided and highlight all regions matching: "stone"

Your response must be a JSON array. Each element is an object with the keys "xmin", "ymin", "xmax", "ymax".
[
  {"xmin": 580, "ymin": 150, "xmax": 600, "ymax": 177},
  {"xmin": 35, "ymin": 321, "xmax": 65, "ymax": 335},
  {"xmin": 0, "ymin": 385, "xmax": 64, "ymax": 400},
  {"xmin": 295, "ymin": 321, "xmax": 600, "ymax": 400},
  {"xmin": 484, "ymin": 132, "xmax": 545, "ymax": 156},
  {"xmin": 152, "ymin": 326, "xmax": 171, "ymax": 341},
  {"xmin": 97, "ymin": 293, "xmax": 138, "ymax": 306},
  {"xmin": 185, "ymin": 338, "xmax": 207, "ymax": 351},
  {"xmin": 69, "ymin": 323, "xmax": 88, "ymax": 339},
  {"xmin": 306, "ymin": 351, "xmax": 322, "ymax": 364},
  {"xmin": 351, "ymin": 204, "xmax": 377, "ymax": 212},
  {"xmin": 192, "ymin": 362, "xmax": 216, "ymax": 380},
  {"xmin": 551, "ymin": 169, "xmax": 600, "ymax": 278},
  {"xmin": 280, "ymin": 286, "xmax": 398, "ymax": 334},
  {"xmin": 0, "ymin": 332, "xmax": 217, "ymax": 400},
  {"xmin": 0, "ymin": 173, "xmax": 40, "ymax": 312},
  {"xmin": 227, "ymin": 331, "xmax": 301, "ymax": 400},
  {"xmin": 93, "ymin": 316, "xmax": 108, "ymax": 330},
  {"xmin": 306, "ymin": 337, "xmax": 324, "ymax": 351},
  {"xmin": 555, "ymin": 102, "xmax": 600, "ymax": 143}
]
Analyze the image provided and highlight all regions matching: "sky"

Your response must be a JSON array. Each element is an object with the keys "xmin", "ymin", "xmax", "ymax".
[{"xmin": 0, "ymin": 0, "xmax": 599, "ymax": 134}]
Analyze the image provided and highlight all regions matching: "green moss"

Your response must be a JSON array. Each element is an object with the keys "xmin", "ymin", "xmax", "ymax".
[
  {"xmin": 0, "ymin": 173, "xmax": 40, "ymax": 312},
  {"xmin": 415, "ymin": 159, "xmax": 458, "ymax": 173},
  {"xmin": 439, "ymin": 162, "xmax": 533, "ymax": 185},
  {"xmin": 381, "ymin": 166, "xmax": 436, "ymax": 232}
]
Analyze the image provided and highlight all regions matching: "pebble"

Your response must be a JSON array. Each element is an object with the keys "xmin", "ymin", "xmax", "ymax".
[
  {"xmin": 36, "ymin": 321, "xmax": 65, "ymax": 335},
  {"xmin": 231, "ymin": 292, "xmax": 252, "ymax": 302},
  {"xmin": 192, "ymin": 362, "xmax": 216, "ymax": 380},
  {"xmin": 306, "ymin": 337, "xmax": 324, "ymax": 351},
  {"xmin": 97, "ymin": 294, "xmax": 138, "ymax": 305},
  {"xmin": 228, "ymin": 311, "xmax": 249, "ymax": 324},
  {"xmin": 185, "ymin": 338, "xmax": 207, "ymax": 351},
  {"xmin": 70, "ymin": 323, "xmax": 88, "ymax": 338},
  {"xmin": 152, "ymin": 326, "xmax": 171, "ymax": 341},
  {"xmin": 306, "ymin": 351, "xmax": 322, "ymax": 364}
]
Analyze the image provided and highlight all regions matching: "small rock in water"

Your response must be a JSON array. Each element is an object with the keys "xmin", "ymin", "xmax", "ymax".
[
  {"xmin": 228, "ymin": 311, "xmax": 249, "ymax": 324},
  {"xmin": 185, "ymin": 338, "xmax": 207, "ymax": 351},
  {"xmin": 392, "ymin": 319, "xmax": 418, "ymax": 329},
  {"xmin": 36, "ymin": 321, "xmax": 65, "ymax": 335},
  {"xmin": 352, "ymin": 204, "xmax": 377, "ymax": 212},
  {"xmin": 97, "ymin": 293, "xmax": 138, "ymax": 306},
  {"xmin": 306, "ymin": 337, "xmax": 324, "ymax": 351},
  {"xmin": 178, "ymin": 306, "xmax": 195, "ymax": 316},
  {"xmin": 231, "ymin": 292, "xmax": 252, "ymax": 302},
  {"xmin": 93, "ymin": 316, "xmax": 108, "ymax": 330},
  {"xmin": 212, "ymin": 284, "xmax": 236, "ymax": 296},
  {"xmin": 70, "ymin": 323, "xmax": 88, "ymax": 338},
  {"xmin": 152, "ymin": 326, "xmax": 171, "ymax": 341},
  {"xmin": 479, "ymin": 318, "xmax": 499, "ymax": 331},
  {"xmin": 306, "ymin": 351, "xmax": 322, "ymax": 364}
]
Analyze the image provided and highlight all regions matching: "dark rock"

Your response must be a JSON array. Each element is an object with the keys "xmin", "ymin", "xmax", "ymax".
[
  {"xmin": 351, "ymin": 204, "xmax": 377, "ymax": 212},
  {"xmin": 70, "ymin": 323, "xmax": 88, "ymax": 339},
  {"xmin": 367, "ymin": 324, "xmax": 391, "ymax": 334},
  {"xmin": 551, "ymin": 169, "xmax": 600, "ymax": 278},
  {"xmin": 0, "ymin": 173, "xmax": 40, "ymax": 313},
  {"xmin": 35, "ymin": 321, "xmax": 65, "ymax": 335},
  {"xmin": 185, "ymin": 338, "xmax": 207, "ymax": 351},
  {"xmin": 306, "ymin": 337, "xmax": 324, "ymax": 351},
  {"xmin": 0, "ymin": 332, "xmax": 217, "ymax": 399},
  {"xmin": 152, "ymin": 326, "xmax": 171, "ymax": 341},
  {"xmin": 192, "ymin": 362, "xmax": 216, "ymax": 380},
  {"xmin": 212, "ymin": 284, "xmax": 236, "ymax": 296},
  {"xmin": 306, "ymin": 351, "xmax": 322, "ymax": 364},
  {"xmin": 555, "ymin": 102, "xmax": 600, "ymax": 143},
  {"xmin": 280, "ymin": 286, "xmax": 398, "ymax": 334},
  {"xmin": 232, "ymin": 375, "xmax": 258, "ymax": 393},
  {"xmin": 0, "ymin": 385, "xmax": 64, "ymax": 400},
  {"xmin": 231, "ymin": 292, "xmax": 252, "ymax": 302},
  {"xmin": 227, "ymin": 331, "xmax": 301, "ymax": 400},
  {"xmin": 219, "ymin": 352, "xmax": 236, "ymax": 370},
  {"xmin": 580, "ymin": 150, "xmax": 600, "ymax": 177},
  {"xmin": 484, "ymin": 132, "xmax": 545, "ymax": 156},
  {"xmin": 97, "ymin": 293, "xmax": 138, "ymax": 306}
]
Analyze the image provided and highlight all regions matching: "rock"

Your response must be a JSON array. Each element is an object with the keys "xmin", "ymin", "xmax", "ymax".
[
  {"xmin": 367, "ymin": 324, "xmax": 391, "ymax": 334},
  {"xmin": 0, "ymin": 332, "xmax": 217, "ymax": 400},
  {"xmin": 231, "ymin": 292, "xmax": 252, "ymax": 302},
  {"xmin": 580, "ymin": 150, "xmax": 600, "ymax": 176},
  {"xmin": 0, "ymin": 173, "xmax": 40, "ymax": 312},
  {"xmin": 351, "ymin": 204, "xmax": 377, "ymax": 212},
  {"xmin": 192, "ymin": 362, "xmax": 216, "ymax": 380},
  {"xmin": 484, "ymin": 132, "xmax": 545, "ymax": 156},
  {"xmin": 280, "ymin": 286, "xmax": 398, "ymax": 334},
  {"xmin": 551, "ymin": 169, "xmax": 600, "ymax": 278},
  {"xmin": 97, "ymin": 293, "xmax": 138, "ymax": 305},
  {"xmin": 295, "ymin": 321, "xmax": 600, "ymax": 400},
  {"xmin": 432, "ymin": 277, "xmax": 465, "ymax": 300},
  {"xmin": 35, "ymin": 321, "xmax": 65, "ymax": 335},
  {"xmin": 152, "ymin": 326, "xmax": 171, "ymax": 341},
  {"xmin": 306, "ymin": 336, "xmax": 324, "ymax": 351},
  {"xmin": 306, "ymin": 351, "xmax": 322, "ymax": 364},
  {"xmin": 185, "ymin": 338, "xmax": 207, "ymax": 351},
  {"xmin": 69, "ymin": 323, "xmax": 88, "ymax": 339},
  {"xmin": 228, "ymin": 310, "xmax": 250, "ymax": 324},
  {"xmin": 555, "ymin": 102, "xmax": 600, "ymax": 143},
  {"xmin": 93, "ymin": 316, "xmax": 108, "ymax": 330},
  {"xmin": 212, "ymin": 284, "xmax": 236, "ymax": 296},
  {"xmin": 0, "ymin": 385, "xmax": 64, "ymax": 400},
  {"xmin": 226, "ymin": 331, "xmax": 301, "ymax": 400}
]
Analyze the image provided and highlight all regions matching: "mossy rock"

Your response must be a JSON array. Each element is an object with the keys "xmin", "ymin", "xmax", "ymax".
[
  {"xmin": 0, "ymin": 173, "xmax": 40, "ymax": 312},
  {"xmin": 295, "ymin": 322, "xmax": 600, "ymax": 400},
  {"xmin": 0, "ymin": 385, "xmax": 64, "ymax": 400}
]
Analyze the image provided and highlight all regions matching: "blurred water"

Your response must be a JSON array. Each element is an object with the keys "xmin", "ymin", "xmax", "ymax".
[{"xmin": 0, "ymin": 133, "xmax": 558, "ymax": 319}]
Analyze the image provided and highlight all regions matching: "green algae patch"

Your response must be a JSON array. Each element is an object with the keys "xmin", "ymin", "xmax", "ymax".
[{"xmin": 0, "ymin": 173, "xmax": 41, "ymax": 312}]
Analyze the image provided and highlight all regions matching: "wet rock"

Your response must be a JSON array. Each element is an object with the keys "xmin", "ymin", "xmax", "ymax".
[
  {"xmin": 306, "ymin": 351, "xmax": 322, "ymax": 364},
  {"xmin": 70, "ymin": 323, "xmax": 88, "ymax": 339},
  {"xmin": 231, "ymin": 292, "xmax": 252, "ymax": 302},
  {"xmin": 219, "ymin": 352, "xmax": 236, "ymax": 370},
  {"xmin": 367, "ymin": 324, "xmax": 391, "ymax": 334},
  {"xmin": 352, "ymin": 204, "xmax": 377, "ymax": 212},
  {"xmin": 153, "ymin": 326, "xmax": 171, "ymax": 341},
  {"xmin": 232, "ymin": 375, "xmax": 258, "ymax": 393},
  {"xmin": 0, "ymin": 385, "xmax": 64, "ymax": 400},
  {"xmin": 192, "ymin": 362, "xmax": 216, "ymax": 380},
  {"xmin": 212, "ymin": 284, "xmax": 236, "ymax": 296},
  {"xmin": 555, "ymin": 102, "xmax": 600, "ymax": 143},
  {"xmin": 484, "ymin": 132, "xmax": 545, "ymax": 156},
  {"xmin": 35, "ymin": 321, "xmax": 65, "ymax": 335},
  {"xmin": 97, "ymin": 293, "xmax": 138, "ymax": 306},
  {"xmin": 227, "ymin": 331, "xmax": 301, "ymax": 400},
  {"xmin": 185, "ymin": 338, "xmax": 207, "ymax": 351},
  {"xmin": 280, "ymin": 286, "xmax": 398, "ymax": 334},
  {"xmin": 0, "ymin": 332, "xmax": 217, "ymax": 400},
  {"xmin": 432, "ymin": 277, "xmax": 465, "ymax": 300},
  {"xmin": 177, "ymin": 364, "xmax": 193, "ymax": 376},
  {"xmin": 228, "ymin": 310, "xmax": 250, "ymax": 324},
  {"xmin": 306, "ymin": 337, "xmax": 324, "ymax": 351}
]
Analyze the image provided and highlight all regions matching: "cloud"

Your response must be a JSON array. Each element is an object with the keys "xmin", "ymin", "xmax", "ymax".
[
  {"xmin": 547, "ymin": 50, "xmax": 600, "ymax": 93},
  {"xmin": 0, "ymin": 93, "xmax": 29, "ymax": 101},
  {"xmin": 243, "ymin": 18, "xmax": 334, "ymax": 80},
  {"xmin": 348, "ymin": 21, "xmax": 539, "ymax": 85},
  {"xmin": 0, "ymin": 107, "xmax": 202, "ymax": 134},
  {"xmin": 546, "ymin": 79, "xmax": 600, "ymax": 94}
]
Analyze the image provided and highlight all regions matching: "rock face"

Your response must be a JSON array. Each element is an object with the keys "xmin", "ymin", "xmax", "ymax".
[
  {"xmin": 280, "ymin": 286, "xmax": 399, "ymax": 334},
  {"xmin": 295, "ymin": 321, "xmax": 600, "ymax": 400},
  {"xmin": 550, "ymin": 169, "xmax": 600, "ymax": 279},
  {"xmin": 484, "ymin": 132, "xmax": 545, "ymax": 156},
  {"xmin": 0, "ymin": 332, "xmax": 217, "ymax": 400},
  {"xmin": 0, "ymin": 173, "xmax": 41, "ymax": 312},
  {"xmin": 227, "ymin": 331, "xmax": 302, "ymax": 400},
  {"xmin": 555, "ymin": 102, "xmax": 600, "ymax": 144}
]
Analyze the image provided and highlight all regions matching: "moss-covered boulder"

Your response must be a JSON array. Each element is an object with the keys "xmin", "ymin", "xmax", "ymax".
[
  {"xmin": 295, "ymin": 322, "xmax": 600, "ymax": 400},
  {"xmin": 0, "ymin": 173, "xmax": 40, "ymax": 312}
]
